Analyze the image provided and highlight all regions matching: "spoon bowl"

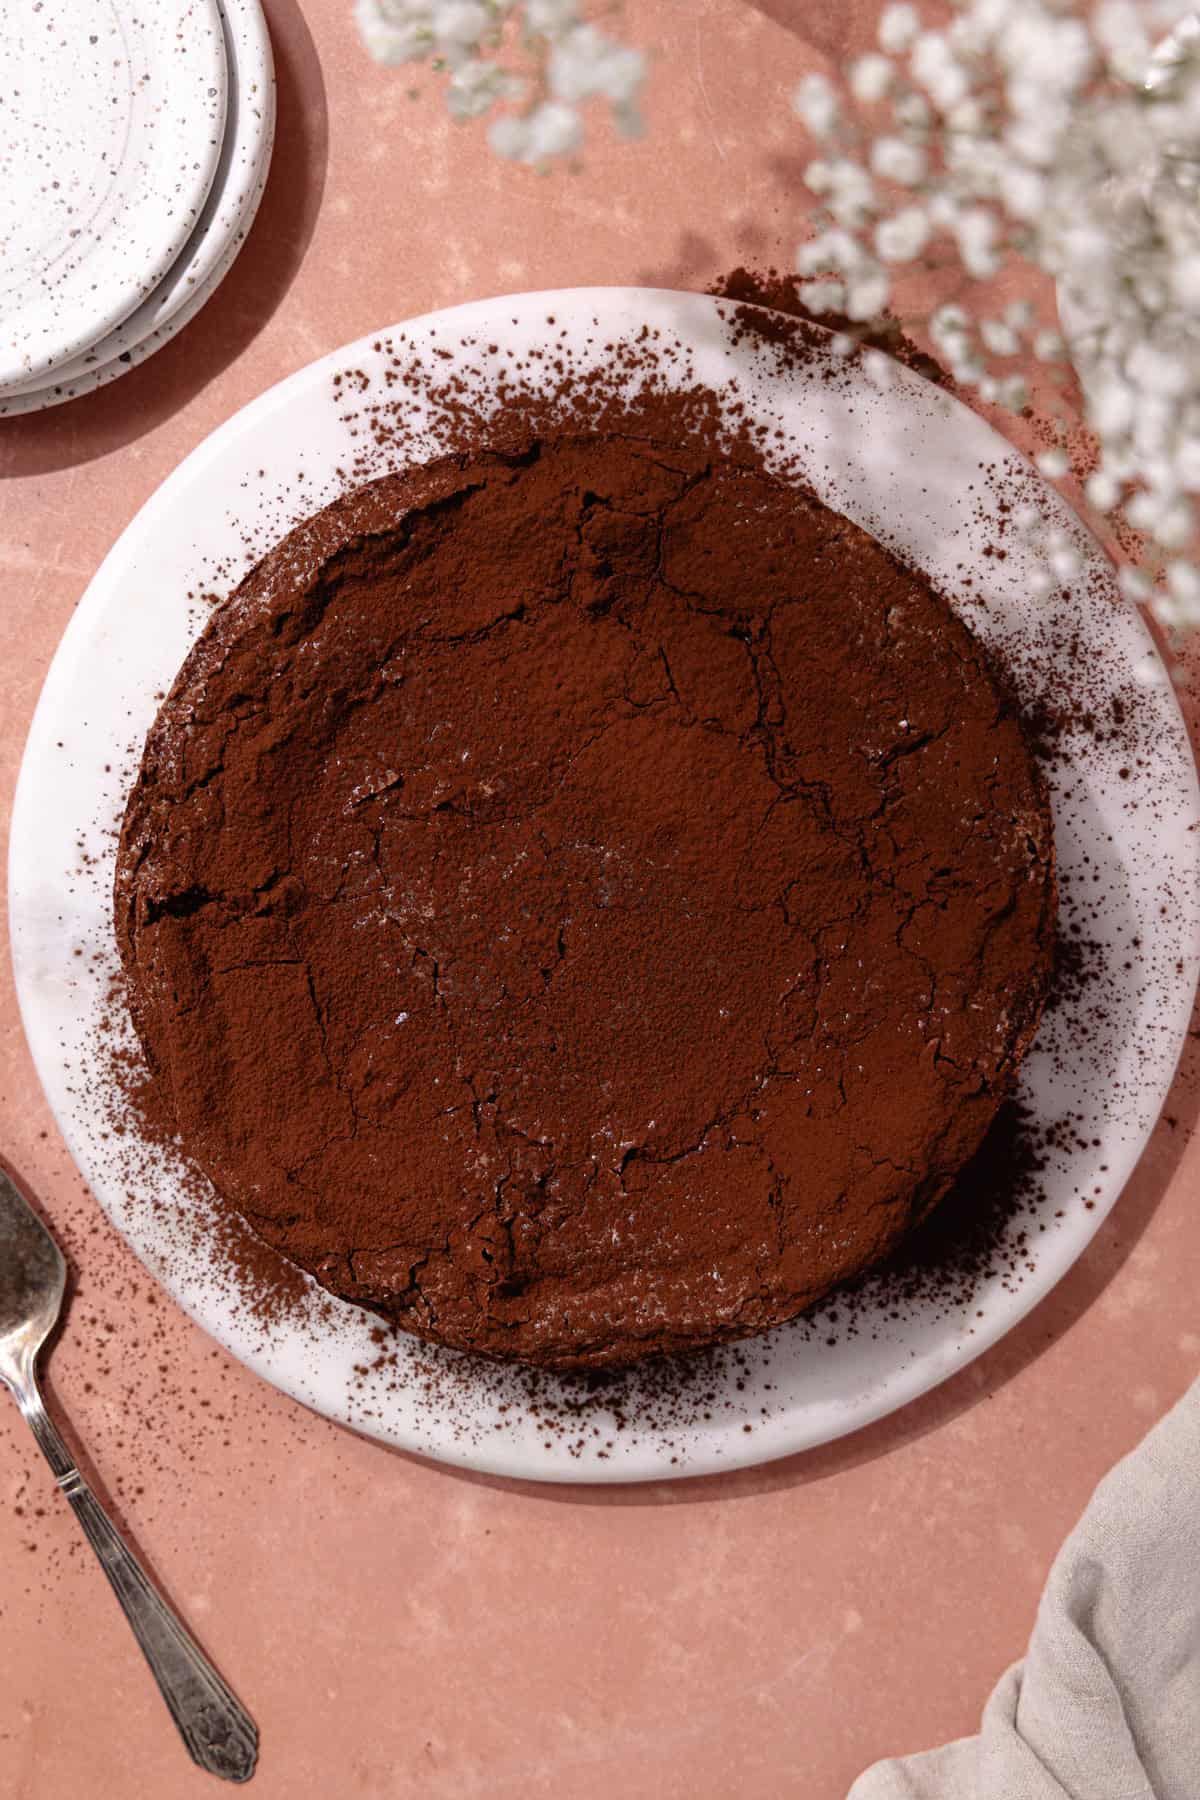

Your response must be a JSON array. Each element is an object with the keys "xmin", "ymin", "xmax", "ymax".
[{"xmin": 0, "ymin": 1167, "xmax": 65, "ymax": 1381}]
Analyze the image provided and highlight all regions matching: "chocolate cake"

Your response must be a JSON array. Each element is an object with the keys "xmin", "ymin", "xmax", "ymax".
[{"xmin": 114, "ymin": 433, "xmax": 1057, "ymax": 1369}]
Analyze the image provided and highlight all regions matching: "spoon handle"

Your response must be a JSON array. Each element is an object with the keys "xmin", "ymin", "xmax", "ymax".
[{"xmin": 14, "ymin": 1371, "xmax": 257, "ymax": 1783}]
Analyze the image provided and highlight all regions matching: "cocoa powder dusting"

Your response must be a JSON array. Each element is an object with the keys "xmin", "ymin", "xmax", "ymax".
[
  {"xmin": 114, "ymin": 420, "xmax": 1055, "ymax": 1371},
  {"xmin": 709, "ymin": 266, "xmax": 953, "ymax": 387}
]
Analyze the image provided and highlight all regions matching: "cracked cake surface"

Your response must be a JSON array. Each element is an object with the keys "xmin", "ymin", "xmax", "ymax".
[{"xmin": 114, "ymin": 433, "xmax": 1056, "ymax": 1368}]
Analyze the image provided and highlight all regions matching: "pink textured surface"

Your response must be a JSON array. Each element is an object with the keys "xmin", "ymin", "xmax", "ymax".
[{"xmin": 1, "ymin": 3, "xmax": 1198, "ymax": 1796}]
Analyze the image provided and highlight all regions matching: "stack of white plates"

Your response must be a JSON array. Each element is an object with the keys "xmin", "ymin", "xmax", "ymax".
[{"xmin": 0, "ymin": 0, "xmax": 275, "ymax": 417}]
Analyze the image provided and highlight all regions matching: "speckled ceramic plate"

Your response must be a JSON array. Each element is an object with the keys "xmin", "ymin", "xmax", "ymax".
[
  {"xmin": 0, "ymin": 0, "xmax": 273, "ymax": 414},
  {"xmin": 0, "ymin": 0, "xmax": 228, "ymax": 392},
  {"xmin": 10, "ymin": 290, "xmax": 1200, "ymax": 1482}
]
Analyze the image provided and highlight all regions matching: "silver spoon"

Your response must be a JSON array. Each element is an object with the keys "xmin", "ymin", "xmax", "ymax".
[{"xmin": 0, "ymin": 1163, "xmax": 257, "ymax": 1782}]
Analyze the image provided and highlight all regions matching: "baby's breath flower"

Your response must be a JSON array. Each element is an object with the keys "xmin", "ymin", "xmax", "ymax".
[
  {"xmin": 1048, "ymin": 540, "xmax": 1084, "ymax": 581},
  {"xmin": 925, "ymin": 191, "xmax": 962, "ymax": 231},
  {"xmin": 929, "ymin": 301, "xmax": 972, "ymax": 346},
  {"xmin": 824, "ymin": 159, "xmax": 879, "ymax": 229},
  {"xmin": 998, "ymin": 162, "xmax": 1046, "ymax": 220},
  {"xmin": 524, "ymin": 0, "xmax": 574, "ymax": 31},
  {"xmin": 995, "ymin": 373, "xmax": 1029, "ymax": 410},
  {"xmin": 849, "ymin": 54, "xmax": 895, "ymax": 105},
  {"xmin": 793, "ymin": 73, "xmax": 839, "ymax": 138},
  {"xmin": 1128, "ymin": 492, "xmax": 1193, "ymax": 548},
  {"xmin": 892, "ymin": 89, "xmax": 933, "ymax": 133},
  {"xmin": 1086, "ymin": 469, "xmax": 1122, "ymax": 511},
  {"xmin": 1088, "ymin": 372, "xmax": 1135, "ymax": 437},
  {"xmin": 1033, "ymin": 328, "xmax": 1065, "ymax": 361},
  {"xmin": 489, "ymin": 97, "xmax": 581, "ymax": 161},
  {"xmin": 870, "ymin": 135, "xmax": 927, "ymax": 185},
  {"xmin": 798, "ymin": 278, "xmax": 848, "ymax": 314},
  {"xmin": 447, "ymin": 58, "xmax": 520, "ymax": 119},
  {"xmin": 955, "ymin": 206, "xmax": 1000, "ymax": 277},
  {"xmin": 1169, "ymin": 251, "xmax": 1200, "ymax": 307},
  {"xmin": 879, "ymin": 3, "xmax": 920, "ymax": 55},
  {"xmin": 845, "ymin": 265, "xmax": 891, "ymax": 320},
  {"xmin": 1119, "ymin": 565, "xmax": 1153, "ymax": 602},
  {"xmin": 355, "ymin": 0, "xmax": 434, "ymax": 63},
  {"xmin": 875, "ymin": 205, "xmax": 931, "ymax": 261},
  {"xmin": 946, "ymin": 95, "xmax": 986, "ymax": 133},
  {"xmin": 1167, "ymin": 559, "xmax": 1200, "ymax": 622},
  {"xmin": 796, "ymin": 227, "xmax": 868, "ymax": 275},
  {"xmin": 1175, "ymin": 437, "xmax": 1200, "ymax": 492},
  {"xmin": 911, "ymin": 32, "xmax": 971, "ymax": 110},
  {"xmin": 950, "ymin": 349, "xmax": 987, "ymax": 385},
  {"xmin": 549, "ymin": 25, "xmax": 644, "ymax": 109},
  {"xmin": 980, "ymin": 316, "xmax": 1020, "ymax": 357},
  {"xmin": 1092, "ymin": 1, "xmax": 1151, "ymax": 80},
  {"xmin": 434, "ymin": 1, "xmax": 491, "ymax": 48},
  {"xmin": 358, "ymin": 0, "xmax": 640, "ymax": 161},
  {"xmin": 1126, "ymin": 341, "xmax": 1190, "ymax": 398},
  {"xmin": 1036, "ymin": 448, "xmax": 1071, "ymax": 479},
  {"xmin": 1001, "ymin": 14, "xmax": 1094, "ymax": 96}
]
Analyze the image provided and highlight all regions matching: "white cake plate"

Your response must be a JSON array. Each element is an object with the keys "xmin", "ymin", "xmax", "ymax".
[{"xmin": 10, "ymin": 289, "xmax": 1200, "ymax": 1481}]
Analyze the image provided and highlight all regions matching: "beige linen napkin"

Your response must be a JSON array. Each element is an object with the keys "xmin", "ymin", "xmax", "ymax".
[{"xmin": 850, "ymin": 1379, "xmax": 1200, "ymax": 1800}]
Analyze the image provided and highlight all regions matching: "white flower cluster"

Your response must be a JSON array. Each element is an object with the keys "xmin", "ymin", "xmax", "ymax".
[
  {"xmin": 791, "ymin": 1, "xmax": 1200, "ymax": 635},
  {"xmin": 355, "ymin": 0, "xmax": 645, "ymax": 163}
]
